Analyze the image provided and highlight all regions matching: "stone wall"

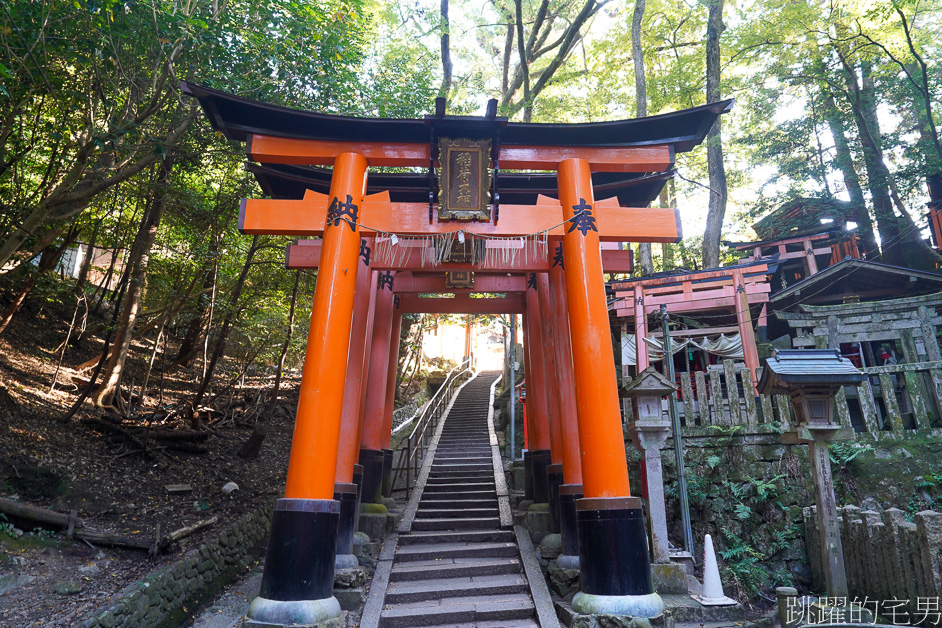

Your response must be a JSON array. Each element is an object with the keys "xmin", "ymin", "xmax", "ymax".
[
  {"xmin": 804, "ymin": 506, "xmax": 942, "ymax": 607},
  {"xmin": 80, "ymin": 500, "xmax": 274, "ymax": 628}
]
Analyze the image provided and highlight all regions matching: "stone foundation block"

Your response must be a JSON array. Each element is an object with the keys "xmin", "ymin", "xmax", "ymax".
[
  {"xmin": 652, "ymin": 563, "xmax": 687, "ymax": 595},
  {"xmin": 333, "ymin": 567, "xmax": 366, "ymax": 589},
  {"xmin": 357, "ymin": 513, "xmax": 386, "ymax": 541},
  {"xmin": 334, "ymin": 587, "xmax": 366, "ymax": 611},
  {"xmin": 525, "ymin": 503, "xmax": 551, "ymax": 544},
  {"xmin": 548, "ymin": 564, "xmax": 581, "ymax": 601}
]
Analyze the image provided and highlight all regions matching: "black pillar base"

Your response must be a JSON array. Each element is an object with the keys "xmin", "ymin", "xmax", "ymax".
[
  {"xmin": 576, "ymin": 496, "xmax": 654, "ymax": 596},
  {"xmin": 352, "ymin": 464, "xmax": 364, "ymax": 516},
  {"xmin": 547, "ymin": 464, "xmax": 564, "ymax": 535},
  {"xmin": 523, "ymin": 451, "xmax": 534, "ymax": 501},
  {"xmin": 333, "ymin": 483, "xmax": 359, "ymax": 569},
  {"xmin": 530, "ymin": 449, "xmax": 551, "ymax": 504},
  {"xmin": 358, "ymin": 449, "xmax": 384, "ymax": 504},
  {"xmin": 258, "ymin": 498, "xmax": 340, "ymax": 602},
  {"xmin": 558, "ymin": 483, "xmax": 583, "ymax": 569},
  {"xmin": 381, "ymin": 448, "xmax": 394, "ymax": 498}
]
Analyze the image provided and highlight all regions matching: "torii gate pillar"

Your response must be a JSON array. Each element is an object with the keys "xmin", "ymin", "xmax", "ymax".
[
  {"xmin": 558, "ymin": 158, "xmax": 664, "ymax": 618},
  {"xmin": 247, "ymin": 153, "xmax": 367, "ymax": 626}
]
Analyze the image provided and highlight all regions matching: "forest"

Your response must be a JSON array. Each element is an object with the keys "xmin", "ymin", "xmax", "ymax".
[
  {"xmin": 0, "ymin": 0, "xmax": 938, "ymax": 621},
  {"xmin": 0, "ymin": 0, "xmax": 939, "ymax": 415}
]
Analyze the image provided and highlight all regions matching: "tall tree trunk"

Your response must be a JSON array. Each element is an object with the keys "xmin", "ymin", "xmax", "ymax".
[
  {"xmin": 632, "ymin": 0, "xmax": 654, "ymax": 275},
  {"xmin": 188, "ymin": 235, "xmax": 262, "ymax": 427},
  {"xmin": 514, "ymin": 0, "xmax": 532, "ymax": 122},
  {"xmin": 75, "ymin": 217, "xmax": 102, "ymax": 292},
  {"xmin": 659, "ymin": 187, "xmax": 675, "ymax": 270},
  {"xmin": 91, "ymin": 158, "xmax": 173, "ymax": 411},
  {"xmin": 438, "ymin": 0, "xmax": 452, "ymax": 101},
  {"xmin": 701, "ymin": 0, "xmax": 727, "ymax": 270},
  {"xmin": 819, "ymin": 83, "xmax": 879, "ymax": 258},
  {"xmin": 269, "ymin": 270, "xmax": 301, "ymax": 404},
  {"xmin": 0, "ymin": 226, "xmax": 79, "ymax": 334},
  {"xmin": 174, "ymin": 239, "xmax": 219, "ymax": 367}
]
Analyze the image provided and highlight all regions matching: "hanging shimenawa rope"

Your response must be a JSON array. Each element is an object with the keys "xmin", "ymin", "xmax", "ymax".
[{"xmin": 341, "ymin": 212, "xmax": 581, "ymax": 269}]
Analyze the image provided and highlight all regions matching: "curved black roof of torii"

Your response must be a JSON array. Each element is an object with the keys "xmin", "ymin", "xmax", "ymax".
[
  {"xmin": 247, "ymin": 162, "xmax": 672, "ymax": 206},
  {"xmin": 181, "ymin": 82, "xmax": 734, "ymax": 153}
]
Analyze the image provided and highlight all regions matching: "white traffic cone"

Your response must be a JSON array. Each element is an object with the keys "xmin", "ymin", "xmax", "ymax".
[{"xmin": 693, "ymin": 534, "xmax": 737, "ymax": 606}]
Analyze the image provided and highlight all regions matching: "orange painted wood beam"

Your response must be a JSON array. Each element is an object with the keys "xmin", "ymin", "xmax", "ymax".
[
  {"xmin": 609, "ymin": 263, "xmax": 769, "ymax": 291},
  {"xmin": 285, "ymin": 241, "xmax": 633, "ymax": 272},
  {"xmin": 613, "ymin": 291, "xmax": 769, "ymax": 317},
  {"xmin": 397, "ymin": 294, "xmax": 524, "ymax": 314},
  {"xmin": 243, "ymin": 197, "xmax": 681, "ymax": 243},
  {"xmin": 392, "ymin": 273, "xmax": 527, "ymax": 293},
  {"xmin": 248, "ymin": 134, "xmax": 674, "ymax": 172}
]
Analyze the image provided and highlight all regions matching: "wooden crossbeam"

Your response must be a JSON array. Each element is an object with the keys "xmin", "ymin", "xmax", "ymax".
[
  {"xmin": 247, "ymin": 134, "xmax": 674, "ymax": 172},
  {"xmin": 613, "ymin": 290, "xmax": 769, "ymax": 318},
  {"xmin": 398, "ymin": 294, "xmax": 524, "ymax": 314},
  {"xmin": 244, "ymin": 196, "xmax": 681, "ymax": 243},
  {"xmin": 609, "ymin": 263, "xmax": 768, "ymax": 291},
  {"xmin": 393, "ymin": 273, "xmax": 527, "ymax": 293},
  {"xmin": 285, "ymin": 241, "xmax": 633, "ymax": 272},
  {"xmin": 614, "ymin": 279, "xmax": 771, "ymax": 300}
]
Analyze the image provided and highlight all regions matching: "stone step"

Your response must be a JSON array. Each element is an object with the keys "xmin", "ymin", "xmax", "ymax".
[
  {"xmin": 385, "ymin": 574, "xmax": 529, "ymax": 603},
  {"xmin": 430, "ymin": 463, "xmax": 493, "ymax": 471},
  {"xmin": 419, "ymin": 499, "xmax": 497, "ymax": 509},
  {"xmin": 379, "ymin": 594, "xmax": 535, "ymax": 627},
  {"xmin": 422, "ymin": 482, "xmax": 496, "ymax": 493},
  {"xmin": 397, "ymin": 529, "xmax": 515, "ymax": 545},
  {"xmin": 389, "ymin": 558, "xmax": 522, "ymax": 582},
  {"xmin": 425, "ymin": 476, "xmax": 495, "ymax": 485},
  {"xmin": 433, "ymin": 454, "xmax": 492, "ymax": 461},
  {"xmin": 395, "ymin": 541, "xmax": 517, "ymax": 562},
  {"xmin": 422, "ymin": 620, "xmax": 540, "ymax": 628},
  {"xmin": 419, "ymin": 490, "xmax": 496, "ymax": 500},
  {"xmin": 415, "ymin": 507, "xmax": 499, "ymax": 519},
  {"xmin": 411, "ymin": 517, "xmax": 501, "ymax": 531}
]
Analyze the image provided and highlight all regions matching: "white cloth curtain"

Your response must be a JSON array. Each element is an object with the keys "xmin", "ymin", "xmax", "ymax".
[{"xmin": 621, "ymin": 332, "xmax": 744, "ymax": 366}]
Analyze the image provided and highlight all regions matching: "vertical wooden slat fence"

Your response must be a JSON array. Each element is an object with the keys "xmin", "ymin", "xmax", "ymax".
[{"xmin": 660, "ymin": 359, "xmax": 942, "ymax": 437}]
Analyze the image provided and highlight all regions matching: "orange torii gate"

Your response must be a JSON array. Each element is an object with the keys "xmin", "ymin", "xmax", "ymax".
[{"xmin": 183, "ymin": 82, "xmax": 731, "ymax": 625}]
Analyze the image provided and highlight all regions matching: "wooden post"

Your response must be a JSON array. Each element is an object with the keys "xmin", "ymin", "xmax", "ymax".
[
  {"xmin": 360, "ymin": 273, "xmax": 397, "ymax": 452},
  {"xmin": 558, "ymin": 158, "xmax": 660, "ymax": 612},
  {"xmin": 537, "ymin": 273, "xmax": 564, "ymax": 466},
  {"xmin": 809, "ymin": 437, "xmax": 849, "ymax": 596},
  {"xmin": 335, "ymin": 237, "xmax": 375, "ymax": 485},
  {"xmin": 804, "ymin": 238, "xmax": 819, "ymax": 276},
  {"xmin": 524, "ymin": 275, "xmax": 554, "ymax": 504},
  {"xmin": 557, "ymin": 158, "xmax": 632, "ymax": 499},
  {"xmin": 634, "ymin": 285, "xmax": 649, "ymax": 371},
  {"xmin": 524, "ymin": 279, "xmax": 553, "ymax": 454},
  {"xmin": 359, "ymin": 271, "xmax": 397, "ymax": 503},
  {"xmin": 733, "ymin": 269, "xmax": 760, "ymax": 395},
  {"xmin": 284, "ymin": 152, "xmax": 367, "ymax": 501},
  {"xmin": 549, "ymin": 247, "xmax": 583, "ymax": 486},
  {"xmin": 381, "ymin": 308, "xmax": 404, "ymax": 451}
]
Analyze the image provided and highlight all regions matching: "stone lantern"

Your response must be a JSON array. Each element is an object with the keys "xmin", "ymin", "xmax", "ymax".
[
  {"xmin": 622, "ymin": 366, "xmax": 677, "ymax": 564},
  {"xmin": 757, "ymin": 349, "xmax": 864, "ymax": 597}
]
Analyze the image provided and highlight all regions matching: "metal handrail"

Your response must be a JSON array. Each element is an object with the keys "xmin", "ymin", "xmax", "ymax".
[{"xmin": 391, "ymin": 358, "xmax": 474, "ymax": 499}]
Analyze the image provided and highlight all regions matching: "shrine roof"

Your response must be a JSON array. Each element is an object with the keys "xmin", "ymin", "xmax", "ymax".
[
  {"xmin": 757, "ymin": 349, "xmax": 865, "ymax": 392},
  {"xmin": 752, "ymin": 197, "xmax": 863, "ymax": 241},
  {"xmin": 770, "ymin": 258, "xmax": 942, "ymax": 310},
  {"xmin": 723, "ymin": 229, "xmax": 840, "ymax": 250},
  {"xmin": 181, "ymin": 82, "xmax": 733, "ymax": 153},
  {"xmin": 246, "ymin": 162, "xmax": 670, "ymax": 207}
]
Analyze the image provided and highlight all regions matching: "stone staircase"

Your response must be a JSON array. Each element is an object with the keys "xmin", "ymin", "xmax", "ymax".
[{"xmin": 373, "ymin": 372, "xmax": 543, "ymax": 628}]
